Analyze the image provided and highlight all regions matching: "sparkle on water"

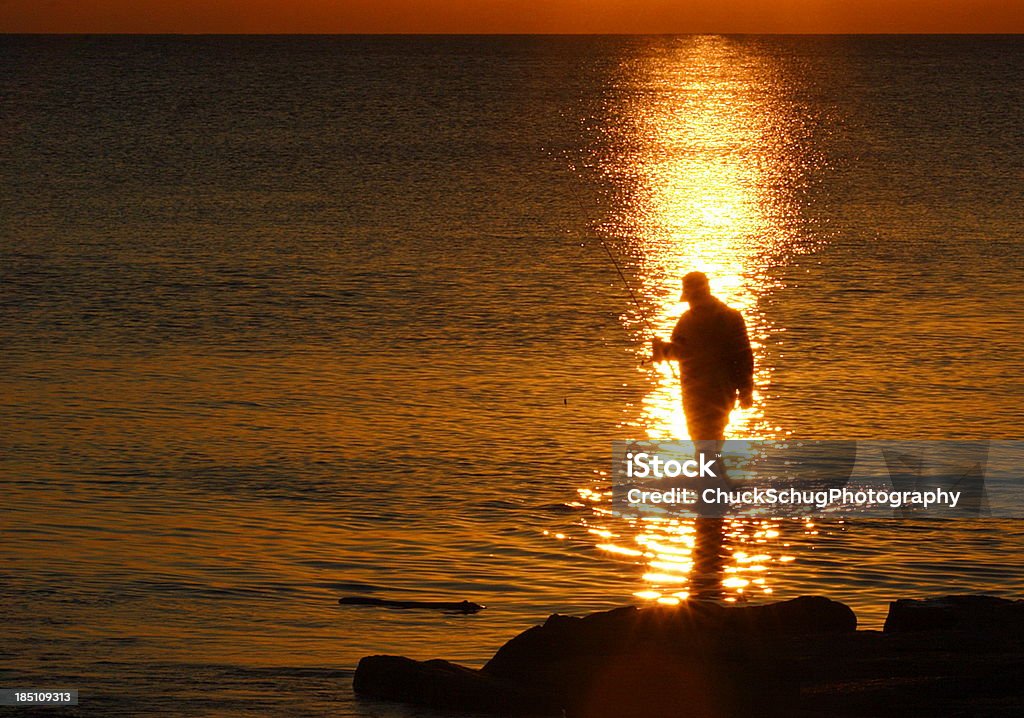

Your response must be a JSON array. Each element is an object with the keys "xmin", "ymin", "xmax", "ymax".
[{"xmin": 577, "ymin": 37, "xmax": 825, "ymax": 606}]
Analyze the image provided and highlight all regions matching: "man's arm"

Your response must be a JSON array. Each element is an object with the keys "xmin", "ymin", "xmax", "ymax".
[
  {"xmin": 731, "ymin": 312, "xmax": 754, "ymax": 407},
  {"xmin": 652, "ymin": 336, "xmax": 683, "ymax": 362},
  {"xmin": 652, "ymin": 314, "xmax": 689, "ymax": 362}
]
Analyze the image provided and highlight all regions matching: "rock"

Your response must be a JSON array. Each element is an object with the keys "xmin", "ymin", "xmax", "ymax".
[
  {"xmin": 479, "ymin": 597, "xmax": 852, "ymax": 717},
  {"xmin": 484, "ymin": 596, "xmax": 855, "ymax": 679},
  {"xmin": 714, "ymin": 594, "xmax": 858, "ymax": 634},
  {"xmin": 793, "ymin": 629, "xmax": 1024, "ymax": 717},
  {"xmin": 351, "ymin": 595, "xmax": 1024, "ymax": 717},
  {"xmin": 884, "ymin": 595, "xmax": 1024, "ymax": 634},
  {"xmin": 353, "ymin": 655, "xmax": 560, "ymax": 715}
]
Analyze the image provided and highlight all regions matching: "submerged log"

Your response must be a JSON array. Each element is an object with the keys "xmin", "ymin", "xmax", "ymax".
[{"xmin": 339, "ymin": 596, "xmax": 485, "ymax": 613}]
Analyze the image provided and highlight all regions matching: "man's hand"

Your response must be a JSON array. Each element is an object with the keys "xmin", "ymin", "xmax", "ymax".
[
  {"xmin": 738, "ymin": 388, "xmax": 754, "ymax": 410},
  {"xmin": 651, "ymin": 337, "xmax": 668, "ymax": 363}
]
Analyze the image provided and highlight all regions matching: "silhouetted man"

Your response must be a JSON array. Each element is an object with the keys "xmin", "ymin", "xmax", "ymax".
[{"xmin": 653, "ymin": 272, "xmax": 754, "ymax": 442}]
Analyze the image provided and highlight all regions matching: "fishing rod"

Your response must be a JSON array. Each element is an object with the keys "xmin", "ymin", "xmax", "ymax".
[
  {"xmin": 563, "ymin": 177, "xmax": 655, "ymax": 335},
  {"xmin": 558, "ymin": 156, "xmax": 678, "ymax": 377}
]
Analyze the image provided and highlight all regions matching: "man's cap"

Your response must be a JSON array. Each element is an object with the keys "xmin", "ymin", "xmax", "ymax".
[
  {"xmin": 682, "ymin": 271, "xmax": 710, "ymax": 298},
  {"xmin": 682, "ymin": 271, "xmax": 709, "ymax": 290}
]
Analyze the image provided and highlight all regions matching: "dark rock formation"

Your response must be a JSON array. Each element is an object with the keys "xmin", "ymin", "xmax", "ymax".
[
  {"xmin": 485, "ymin": 595, "xmax": 855, "ymax": 679},
  {"xmin": 481, "ymin": 596, "xmax": 854, "ymax": 718},
  {"xmin": 352, "ymin": 595, "xmax": 1024, "ymax": 717},
  {"xmin": 354, "ymin": 596, "xmax": 852, "ymax": 717},
  {"xmin": 884, "ymin": 595, "xmax": 1024, "ymax": 635},
  {"xmin": 353, "ymin": 655, "xmax": 560, "ymax": 715}
]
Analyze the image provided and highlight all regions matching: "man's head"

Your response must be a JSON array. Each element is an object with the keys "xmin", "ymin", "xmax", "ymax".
[{"xmin": 681, "ymin": 271, "xmax": 711, "ymax": 304}]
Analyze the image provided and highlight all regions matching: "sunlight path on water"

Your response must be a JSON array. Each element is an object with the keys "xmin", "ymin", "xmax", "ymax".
[
  {"xmin": 579, "ymin": 36, "xmax": 828, "ymax": 606},
  {"xmin": 600, "ymin": 36, "xmax": 824, "ymax": 441}
]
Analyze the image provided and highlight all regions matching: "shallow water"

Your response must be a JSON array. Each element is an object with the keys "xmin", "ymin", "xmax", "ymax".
[{"xmin": 2, "ymin": 35, "xmax": 1023, "ymax": 716}]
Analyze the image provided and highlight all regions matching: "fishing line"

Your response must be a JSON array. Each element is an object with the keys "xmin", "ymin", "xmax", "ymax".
[
  {"xmin": 554, "ymin": 152, "xmax": 677, "ymax": 377},
  {"xmin": 562, "ymin": 174, "xmax": 655, "ymax": 335}
]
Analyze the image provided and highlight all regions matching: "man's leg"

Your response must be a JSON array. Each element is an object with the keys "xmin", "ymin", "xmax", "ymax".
[{"xmin": 684, "ymin": 389, "xmax": 735, "ymax": 516}]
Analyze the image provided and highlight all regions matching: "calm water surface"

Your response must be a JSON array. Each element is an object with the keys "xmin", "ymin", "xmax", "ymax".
[{"xmin": 2, "ymin": 35, "xmax": 1023, "ymax": 716}]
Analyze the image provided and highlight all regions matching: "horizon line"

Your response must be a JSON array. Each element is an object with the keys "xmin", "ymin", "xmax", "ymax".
[{"xmin": 3, "ymin": 31, "xmax": 1024, "ymax": 37}]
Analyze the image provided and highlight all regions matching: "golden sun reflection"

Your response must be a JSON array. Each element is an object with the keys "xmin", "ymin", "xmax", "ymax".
[
  {"xmin": 580, "ymin": 36, "xmax": 821, "ymax": 605},
  {"xmin": 597, "ymin": 36, "xmax": 815, "ymax": 441}
]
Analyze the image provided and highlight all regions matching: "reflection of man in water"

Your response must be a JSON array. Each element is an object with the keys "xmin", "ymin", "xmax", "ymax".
[
  {"xmin": 653, "ymin": 272, "xmax": 754, "ymax": 442},
  {"xmin": 690, "ymin": 517, "xmax": 727, "ymax": 600}
]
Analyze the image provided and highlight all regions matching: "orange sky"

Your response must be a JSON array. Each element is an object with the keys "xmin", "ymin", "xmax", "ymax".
[{"xmin": 2, "ymin": 0, "xmax": 1022, "ymax": 34}]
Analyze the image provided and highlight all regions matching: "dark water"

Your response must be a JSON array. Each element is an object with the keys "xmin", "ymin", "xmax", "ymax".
[{"xmin": 2, "ymin": 35, "xmax": 1023, "ymax": 716}]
